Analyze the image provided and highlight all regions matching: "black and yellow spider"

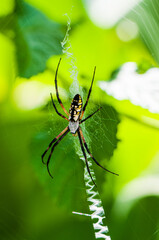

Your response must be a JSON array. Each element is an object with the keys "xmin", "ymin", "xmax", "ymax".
[{"xmin": 42, "ymin": 58, "xmax": 118, "ymax": 186}]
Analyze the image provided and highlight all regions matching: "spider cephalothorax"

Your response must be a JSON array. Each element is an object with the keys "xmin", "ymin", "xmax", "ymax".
[{"xmin": 42, "ymin": 58, "xmax": 118, "ymax": 186}]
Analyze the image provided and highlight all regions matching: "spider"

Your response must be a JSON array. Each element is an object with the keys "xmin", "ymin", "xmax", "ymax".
[{"xmin": 42, "ymin": 58, "xmax": 118, "ymax": 186}]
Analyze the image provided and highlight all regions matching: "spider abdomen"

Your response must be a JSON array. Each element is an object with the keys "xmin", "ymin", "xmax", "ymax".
[{"xmin": 69, "ymin": 94, "xmax": 83, "ymax": 122}]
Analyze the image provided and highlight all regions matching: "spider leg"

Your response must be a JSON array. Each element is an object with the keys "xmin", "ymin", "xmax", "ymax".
[
  {"xmin": 41, "ymin": 126, "xmax": 69, "ymax": 164},
  {"xmin": 50, "ymin": 93, "xmax": 69, "ymax": 121},
  {"xmin": 80, "ymin": 66, "xmax": 96, "ymax": 120},
  {"xmin": 46, "ymin": 127, "xmax": 70, "ymax": 178},
  {"xmin": 77, "ymin": 129, "xmax": 97, "ymax": 186},
  {"xmin": 55, "ymin": 58, "xmax": 69, "ymax": 116},
  {"xmin": 80, "ymin": 107, "xmax": 102, "ymax": 124},
  {"xmin": 79, "ymin": 127, "xmax": 119, "ymax": 176}
]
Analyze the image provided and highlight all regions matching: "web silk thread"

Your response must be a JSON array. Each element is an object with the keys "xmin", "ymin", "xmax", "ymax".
[{"xmin": 61, "ymin": 14, "xmax": 80, "ymax": 96}]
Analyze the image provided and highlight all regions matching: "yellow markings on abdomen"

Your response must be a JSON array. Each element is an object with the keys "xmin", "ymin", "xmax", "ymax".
[{"xmin": 69, "ymin": 94, "xmax": 83, "ymax": 122}]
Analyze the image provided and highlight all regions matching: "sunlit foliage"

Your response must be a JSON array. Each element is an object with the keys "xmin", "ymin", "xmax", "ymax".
[{"xmin": 0, "ymin": 0, "xmax": 159, "ymax": 240}]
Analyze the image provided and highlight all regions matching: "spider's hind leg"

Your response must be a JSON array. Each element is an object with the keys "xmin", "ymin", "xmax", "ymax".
[
  {"xmin": 46, "ymin": 127, "xmax": 70, "ymax": 178},
  {"xmin": 41, "ymin": 126, "xmax": 69, "ymax": 164},
  {"xmin": 79, "ymin": 127, "xmax": 119, "ymax": 176},
  {"xmin": 77, "ymin": 129, "xmax": 97, "ymax": 186}
]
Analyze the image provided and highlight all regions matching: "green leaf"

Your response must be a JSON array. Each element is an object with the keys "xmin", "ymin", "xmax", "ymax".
[
  {"xmin": 0, "ymin": 0, "xmax": 14, "ymax": 17},
  {"xmin": 128, "ymin": 0, "xmax": 159, "ymax": 64},
  {"xmin": 15, "ymin": 0, "xmax": 64, "ymax": 78},
  {"xmin": 111, "ymin": 176, "xmax": 159, "ymax": 240},
  {"xmin": 85, "ymin": 103, "xmax": 120, "ymax": 160}
]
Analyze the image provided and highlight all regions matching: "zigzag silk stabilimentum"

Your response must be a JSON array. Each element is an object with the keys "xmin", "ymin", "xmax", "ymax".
[{"xmin": 61, "ymin": 14, "xmax": 111, "ymax": 239}]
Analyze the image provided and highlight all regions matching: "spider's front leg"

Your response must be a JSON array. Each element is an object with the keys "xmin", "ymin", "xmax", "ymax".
[
  {"xmin": 50, "ymin": 93, "xmax": 69, "ymax": 121},
  {"xmin": 54, "ymin": 58, "xmax": 69, "ymax": 116},
  {"xmin": 80, "ymin": 66, "xmax": 96, "ymax": 120}
]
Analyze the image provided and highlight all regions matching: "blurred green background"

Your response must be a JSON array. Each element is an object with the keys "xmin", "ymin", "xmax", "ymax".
[{"xmin": 0, "ymin": 0, "xmax": 159, "ymax": 239}]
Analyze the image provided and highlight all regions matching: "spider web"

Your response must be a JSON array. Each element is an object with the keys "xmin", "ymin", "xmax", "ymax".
[{"xmin": 60, "ymin": 14, "xmax": 119, "ymax": 240}]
